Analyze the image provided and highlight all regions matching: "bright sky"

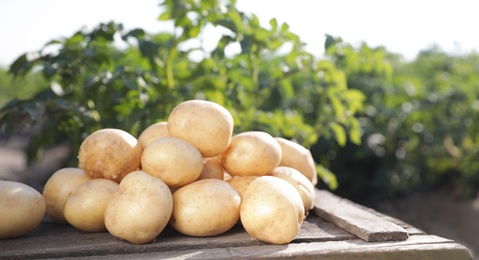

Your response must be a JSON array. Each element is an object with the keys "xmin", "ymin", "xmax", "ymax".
[{"xmin": 0, "ymin": 0, "xmax": 478, "ymax": 67}]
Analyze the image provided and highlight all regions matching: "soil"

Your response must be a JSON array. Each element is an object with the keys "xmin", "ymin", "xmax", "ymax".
[{"xmin": 1, "ymin": 131, "xmax": 478, "ymax": 258}]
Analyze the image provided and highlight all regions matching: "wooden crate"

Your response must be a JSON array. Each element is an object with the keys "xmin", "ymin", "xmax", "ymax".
[{"xmin": 0, "ymin": 189, "xmax": 472, "ymax": 259}]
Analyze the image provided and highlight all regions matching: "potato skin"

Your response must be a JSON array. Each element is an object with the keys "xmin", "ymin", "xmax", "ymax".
[
  {"xmin": 0, "ymin": 181, "xmax": 46, "ymax": 239},
  {"xmin": 168, "ymin": 99, "xmax": 234, "ymax": 157},
  {"xmin": 64, "ymin": 179, "xmax": 118, "ymax": 232},
  {"xmin": 275, "ymin": 137, "xmax": 318, "ymax": 185},
  {"xmin": 227, "ymin": 175, "xmax": 260, "ymax": 225},
  {"xmin": 170, "ymin": 179, "xmax": 241, "ymax": 237},
  {"xmin": 269, "ymin": 166, "xmax": 315, "ymax": 213},
  {"xmin": 78, "ymin": 128, "xmax": 142, "ymax": 183},
  {"xmin": 137, "ymin": 121, "xmax": 169, "ymax": 149},
  {"xmin": 104, "ymin": 171, "xmax": 173, "ymax": 244},
  {"xmin": 221, "ymin": 131, "xmax": 282, "ymax": 176},
  {"xmin": 240, "ymin": 176, "xmax": 304, "ymax": 244},
  {"xmin": 42, "ymin": 168, "xmax": 91, "ymax": 224},
  {"xmin": 141, "ymin": 137, "xmax": 203, "ymax": 188},
  {"xmin": 196, "ymin": 157, "xmax": 224, "ymax": 180},
  {"xmin": 227, "ymin": 175, "xmax": 260, "ymax": 200}
]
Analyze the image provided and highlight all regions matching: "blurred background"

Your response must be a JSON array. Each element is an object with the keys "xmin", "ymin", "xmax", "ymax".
[{"xmin": 1, "ymin": 0, "xmax": 478, "ymax": 257}]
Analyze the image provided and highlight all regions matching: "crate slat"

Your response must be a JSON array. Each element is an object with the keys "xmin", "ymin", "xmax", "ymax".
[{"xmin": 313, "ymin": 189, "xmax": 409, "ymax": 242}]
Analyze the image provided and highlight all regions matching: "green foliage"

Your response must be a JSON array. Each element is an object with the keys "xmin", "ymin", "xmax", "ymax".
[
  {"xmin": 0, "ymin": 0, "xmax": 363, "ymax": 189},
  {"xmin": 3, "ymin": 2, "xmax": 478, "ymax": 199},
  {"xmin": 321, "ymin": 36, "xmax": 479, "ymax": 199},
  {"xmin": 0, "ymin": 68, "xmax": 47, "ymax": 106}
]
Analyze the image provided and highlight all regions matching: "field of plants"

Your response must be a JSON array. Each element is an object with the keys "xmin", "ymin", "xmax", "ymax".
[{"xmin": 1, "ymin": 0, "xmax": 478, "ymax": 201}]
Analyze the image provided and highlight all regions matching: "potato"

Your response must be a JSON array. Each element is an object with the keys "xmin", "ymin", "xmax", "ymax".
[
  {"xmin": 223, "ymin": 172, "xmax": 233, "ymax": 181},
  {"xmin": 64, "ymin": 179, "xmax": 118, "ymax": 232},
  {"xmin": 141, "ymin": 137, "xmax": 203, "ymax": 188},
  {"xmin": 43, "ymin": 167, "xmax": 91, "ymax": 224},
  {"xmin": 0, "ymin": 181, "xmax": 46, "ymax": 239},
  {"xmin": 227, "ymin": 175, "xmax": 260, "ymax": 200},
  {"xmin": 275, "ymin": 137, "xmax": 318, "ymax": 185},
  {"xmin": 196, "ymin": 157, "xmax": 224, "ymax": 180},
  {"xmin": 220, "ymin": 131, "xmax": 282, "ymax": 176},
  {"xmin": 78, "ymin": 128, "xmax": 142, "ymax": 183},
  {"xmin": 227, "ymin": 175, "xmax": 260, "ymax": 225},
  {"xmin": 137, "ymin": 121, "xmax": 169, "ymax": 149},
  {"xmin": 170, "ymin": 179, "xmax": 241, "ymax": 237},
  {"xmin": 240, "ymin": 176, "xmax": 304, "ymax": 244},
  {"xmin": 167, "ymin": 100, "xmax": 234, "ymax": 157},
  {"xmin": 269, "ymin": 166, "xmax": 315, "ymax": 213},
  {"xmin": 105, "ymin": 171, "xmax": 173, "ymax": 244}
]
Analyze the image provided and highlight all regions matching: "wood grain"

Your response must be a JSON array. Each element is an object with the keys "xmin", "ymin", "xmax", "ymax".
[
  {"xmin": 0, "ymin": 216, "xmax": 354, "ymax": 259},
  {"xmin": 313, "ymin": 189, "xmax": 409, "ymax": 242}
]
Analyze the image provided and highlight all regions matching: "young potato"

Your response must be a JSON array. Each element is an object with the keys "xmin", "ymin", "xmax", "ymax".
[
  {"xmin": 78, "ymin": 128, "xmax": 142, "ymax": 183},
  {"xmin": 0, "ymin": 181, "xmax": 46, "ymax": 239},
  {"xmin": 196, "ymin": 157, "xmax": 224, "ymax": 180},
  {"xmin": 64, "ymin": 179, "xmax": 118, "ymax": 232},
  {"xmin": 269, "ymin": 166, "xmax": 315, "ymax": 214},
  {"xmin": 221, "ymin": 131, "xmax": 282, "ymax": 176},
  {"xmin": 42, "ymin": 167, "xmax": 91, "ymax": 224},
  {"xmin": 227, "ymin": 175, "xmax": 260, "ymax": 200},
  {"xmin": 167, "ymin": 99, "xmax": 234, "ymax": 157},
  {"xmin": 275, "ymin": 137, "xmax": 318, "ymax": 185},
  {"xmin": 223, "ymin": 172, "xmax": 233, "ymax": 181},
  {"xmin": 227, "ymin": 175, "xmax": 260, "ymax": 225},
  {"xmin": 137, "ymin": 121, "xmax": 169, "ymax": 149},
  {"xmin": 105, "ymin": 171, "xmax": 173, "ymax": 244},
  {"xmin": 141, "ymin": 137, "xmax": 203, "ymax": 188},
  {"xmin": 170, "ymin": 179, "xmax": 241, "ymax": 237},
  {"xmin": 240, "ymin": 176, "xmax": 304, "ymax": 245}
]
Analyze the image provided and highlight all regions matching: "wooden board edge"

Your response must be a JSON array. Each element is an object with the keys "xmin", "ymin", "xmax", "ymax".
[
  {"xmin": 61, "ymin": 235, "xmax": 472, "ymax": 260},
  {"xmin": 313, "ymin": 189, "xmax": 409, "ymax": 242}
]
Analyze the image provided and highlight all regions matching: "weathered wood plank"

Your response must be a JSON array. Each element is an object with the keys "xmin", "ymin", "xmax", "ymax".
[
  {"xmin": 32, "ymin": 235, "xmax": 471, "ymax": 260},
  {"xmin": 313, "ymin": 189, "xmax": 409, "ymax": 242},
  {"xmin": 359, "ymin": 202, "xmax": 426, "ymax": 235},
  {"xmin": 0, "ymin": 216, "xmax": 354, "ymax": 259},
  {"xmin": 322, "ymin": 193, "xmax": 426, "ymax": 236}
]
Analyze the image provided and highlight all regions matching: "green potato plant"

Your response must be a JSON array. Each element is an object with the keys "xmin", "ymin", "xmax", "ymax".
[{"xmin": 0, "ymin": 0, "xmax": 364, "ymax": 190}]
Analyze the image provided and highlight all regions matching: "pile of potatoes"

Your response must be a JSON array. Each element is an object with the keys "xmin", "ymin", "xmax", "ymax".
[{"xmin": 1, "ymin": 99, "xmax": 318, "ymax": 245}]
